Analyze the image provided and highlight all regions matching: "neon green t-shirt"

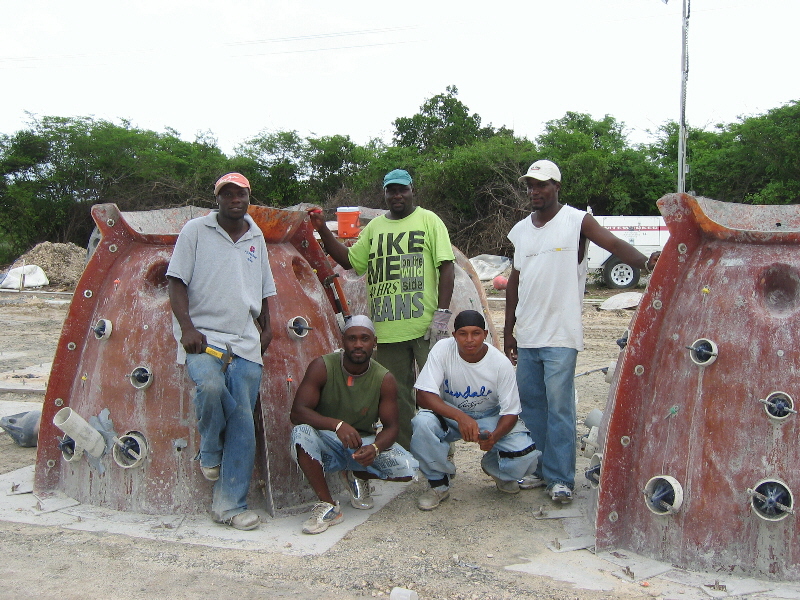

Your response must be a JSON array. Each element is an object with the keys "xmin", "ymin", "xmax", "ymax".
[{"xmin": 348, "ymin": 207, "xmax": 455, "ymax": 344}]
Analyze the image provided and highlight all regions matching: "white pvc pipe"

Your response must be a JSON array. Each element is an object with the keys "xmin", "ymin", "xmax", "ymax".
[{"xmin": 53, "ymin": 407, "xmax": 106, "ymax": 458}]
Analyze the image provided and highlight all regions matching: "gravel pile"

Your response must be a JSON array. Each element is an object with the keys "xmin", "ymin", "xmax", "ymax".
[{"xmin": 11, "ymin": 241, "xmax": 86, "ymax": 288}]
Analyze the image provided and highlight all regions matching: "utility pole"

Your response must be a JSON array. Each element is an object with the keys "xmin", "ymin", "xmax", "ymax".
[{"xmin": 677, "ymin": 0, "xmax": 690, "ymax": 193}]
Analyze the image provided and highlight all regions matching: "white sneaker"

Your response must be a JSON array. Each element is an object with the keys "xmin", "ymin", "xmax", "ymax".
[
  {"xmin": 518, "ymin": 475, "xmax": 546, "ymax": 489},
  {"xmin": 342, "ymin": 470, "xmax": 374, "ymax": 510},
  {"xmin": 302, "ymin": 501, "xmax": 344, "ymax": 534},
  {"xmin": 550, "ymin": 483, "xmax": 573, "ymax": 503}
]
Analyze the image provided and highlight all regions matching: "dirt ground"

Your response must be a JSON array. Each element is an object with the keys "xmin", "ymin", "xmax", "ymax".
[{"xmin": 0, "ymin": 287, "xmax": 652, "ymax": 600}]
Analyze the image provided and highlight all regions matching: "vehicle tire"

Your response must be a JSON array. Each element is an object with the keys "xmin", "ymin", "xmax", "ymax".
[{"xmin": 602, "ymin": 257, "xmax": 640, "ymax": 289}]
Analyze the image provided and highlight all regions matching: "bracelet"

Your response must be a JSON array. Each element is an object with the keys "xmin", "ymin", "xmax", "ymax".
[
  {"xmin": 643, "ymin": 260, "xmax": 653, "ymax": 275},
  {"xmin": 335, "ymin": 420, "xmax": 344, "ymax": 432},
  {"xmin": 435, "ymin": 308, "xmax": 452, "ymax": 314},
  {"xmin": 371, "ymin": 443, "xmax": 380, "ymax": 455}
]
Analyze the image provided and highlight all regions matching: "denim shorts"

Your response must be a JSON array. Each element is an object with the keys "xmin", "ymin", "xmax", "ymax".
[{"xmin": 291, "ymin": 424, "xmax": 418, "ymax": 479}]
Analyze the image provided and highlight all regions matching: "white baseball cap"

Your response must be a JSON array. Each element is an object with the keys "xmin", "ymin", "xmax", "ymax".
[{"xmin": 519, "ymin": 160, "xmax": 561, "ymax": 183}]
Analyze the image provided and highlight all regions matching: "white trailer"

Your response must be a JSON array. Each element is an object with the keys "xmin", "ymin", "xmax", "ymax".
[{"xmin": 587, "ymin": 215, "xmax": 669, "ymax": 288}]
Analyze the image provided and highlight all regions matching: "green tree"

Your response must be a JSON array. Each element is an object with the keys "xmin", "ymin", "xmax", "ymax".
[
  {"xmin": 537, "ymin": 112, "xmax": 668, "ymax": 215},
  {"xmin": 393, "ymin": 85, "xmax": 501, "ymax": 153},
  {"xmin": 0, "ymin": 115, "xmax": 231, "ymax": 260}
]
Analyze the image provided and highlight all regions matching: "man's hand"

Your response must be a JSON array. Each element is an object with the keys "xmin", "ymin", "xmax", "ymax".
[
  {"xmin": 306, "ymin": 207, "xmax": 325, "ymax": 232},
  {"xmin": 504, "ymin": 333, "xmax": 518, "ymax": 366},
  {"xmin": 425, "ymin": 309, "xmax": 452, "ymax": 348},
  {"xmin": 335, "ymin": 421, "xmax": 362, "ymax": 450},
  {"xmin": 478, "ymin": 430, "xmax": 496, "ymax": 452},
  {"xmin": 180, "ymin": 327, "xmax": 206, "ymax": 355},
  {"xmin": 455, "ymin": 414, "xmax": 480, "ymax": 443},
  {"xmin": 352, "ymin": 443, "xmax": 378, "ymax": 467},
  {"xmin": 647, "ymin": 251, "xmax": 661, "ymax": 273}
]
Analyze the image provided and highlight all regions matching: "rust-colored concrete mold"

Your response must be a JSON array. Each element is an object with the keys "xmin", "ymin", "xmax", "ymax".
[{"xmin": 592, "ymin": 193, "xmax": 800, "ymax": 580}]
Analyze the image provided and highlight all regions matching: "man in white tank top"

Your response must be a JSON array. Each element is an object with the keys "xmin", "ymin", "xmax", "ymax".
[{"xmin": 504, "ymin": 160, "xmax": 659, "ymax": 503}]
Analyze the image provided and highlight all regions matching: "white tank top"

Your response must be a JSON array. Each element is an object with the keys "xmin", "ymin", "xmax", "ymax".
[{"xmin": 507, "ymin": 205, "xmax": 587, "ymax": 350}]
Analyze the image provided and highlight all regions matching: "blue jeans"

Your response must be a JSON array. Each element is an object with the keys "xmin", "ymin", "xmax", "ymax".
[
  {"xmin": 410, "ymin": 409, "xmax": 539, "ymax": 485},
  {"xmin": 186, "ymin": 350, "xmax": 262, "ymax": 521},
  {"xmin": 516, "ymin": 347, "xmax": 578, "ymax": 490}
]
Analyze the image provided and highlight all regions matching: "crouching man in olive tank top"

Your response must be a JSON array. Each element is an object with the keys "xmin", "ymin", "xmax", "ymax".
[{"xmin": 289, "ymin": 315, "xmax": 418, "ymax": 534}]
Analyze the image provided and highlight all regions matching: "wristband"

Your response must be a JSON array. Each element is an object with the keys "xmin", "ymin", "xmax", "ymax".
[
  {"xmin": 371, "ymin": 443, "xmax": 380, "ymax": 455},
  {"xmin": 335, "ymin": 420, "xmax": 344, "ymax": 432},
  {"xmin": 643, "ymin": 260, "xmax": 653, "ymax": 275},
  {"xmin": 435, "ymin": 308, "xmax": 452, "ymax": 314}
]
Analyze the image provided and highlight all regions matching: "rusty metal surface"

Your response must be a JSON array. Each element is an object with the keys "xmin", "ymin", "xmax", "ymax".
[{"xmin": 592, "ymin": 193, "xmax": 800, "ymax": 580}]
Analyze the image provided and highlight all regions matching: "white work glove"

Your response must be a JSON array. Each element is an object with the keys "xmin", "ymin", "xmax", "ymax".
[{"xmin": 425, "ymin": 309, "xmax": 452, "ymax": 348}]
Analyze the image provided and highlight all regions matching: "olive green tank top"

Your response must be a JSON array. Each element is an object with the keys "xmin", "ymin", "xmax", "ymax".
[{"xmin": 319, "ymin": 351, "xmax": 388, "ymax": 436}]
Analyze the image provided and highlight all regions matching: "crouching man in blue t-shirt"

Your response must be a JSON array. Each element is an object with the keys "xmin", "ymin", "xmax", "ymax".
[{"xmin": 410, "ymin": 310, "xmax": 540, "ymax": 510}]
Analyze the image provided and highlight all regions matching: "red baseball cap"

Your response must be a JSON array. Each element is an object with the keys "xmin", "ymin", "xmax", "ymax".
[{"xmin": 214, "ymin": 173, "xmax": 251, "ymax": 195}]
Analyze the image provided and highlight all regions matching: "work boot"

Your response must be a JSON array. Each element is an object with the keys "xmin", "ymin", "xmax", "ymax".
[
  {"xmin": 229, "ymin": 510, "xmax": 260, "ymax": 531},
  {"xmin": 201, "ymin": 464, "xmax": 220, "ymax": 481},
  {"xmin": 417, "ymin": 486, "xmax": 450, "ymax": 511},
  {"xmin": 482, "ymin": 466, "xmax": 520, "ymax": 494}
]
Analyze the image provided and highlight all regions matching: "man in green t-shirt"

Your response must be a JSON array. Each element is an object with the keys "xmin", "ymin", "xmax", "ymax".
[
  {"xmin": 308, "ymin": 169, "xmax": 455, "ymax": 450},
  {"xmin": 289, "ymin": 316, "xmax": 418, "ymax": 535}
]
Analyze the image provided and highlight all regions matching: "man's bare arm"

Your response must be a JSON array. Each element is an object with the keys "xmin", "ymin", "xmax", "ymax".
[
  {"xmin": 167, "ymin": 276, "xmax": 205, "ymax": 354},
  {"xmin": 581, "ymin": 214, "xmax": 659, "ymax": 271}
]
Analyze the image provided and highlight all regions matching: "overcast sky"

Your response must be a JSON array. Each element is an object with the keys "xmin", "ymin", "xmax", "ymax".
[{"xmin": 2, "ymin": 0, "xmax": 797, "ymax": 154}]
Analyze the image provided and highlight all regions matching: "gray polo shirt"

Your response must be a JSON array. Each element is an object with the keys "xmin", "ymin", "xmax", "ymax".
[{"xmin": 167, "ymin": 211, "xmax": 277, "ymax": 365}]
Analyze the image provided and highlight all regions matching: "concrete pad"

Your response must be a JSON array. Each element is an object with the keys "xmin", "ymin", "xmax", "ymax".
[
  {"xmin": 0, "ymin": 465, "xmax": 410, "ymax": 556},
  {"xmin": 0, "ymin": 362, "xmax": 51, "ymax": 393},
  {"xmin": 506, "ymin": 548, "xmax": 622, "ymax": 592},
  {"xmin": 597, "ymin": 549, "xmax": 673, "ymax": 582}
]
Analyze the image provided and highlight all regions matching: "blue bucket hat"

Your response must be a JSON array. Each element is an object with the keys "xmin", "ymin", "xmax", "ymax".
[{"xmin": 383, "ymin": 169, "xmax": 413, "ymax": 188}]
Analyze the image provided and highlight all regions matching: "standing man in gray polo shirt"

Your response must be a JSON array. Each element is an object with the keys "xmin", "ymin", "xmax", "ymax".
[{"xmin": 167, "ymin": 172, "xmax": 277, "ymax": 530}]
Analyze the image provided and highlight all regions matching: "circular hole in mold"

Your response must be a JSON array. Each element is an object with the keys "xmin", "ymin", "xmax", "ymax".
[
  {"xmin": 112, "ymin": 431, "xmax": 148, "ymax": 468},
  {"xmin": 287, "ymin": 316, "xmax": 312, "ymax": 339},
  {"xmin": 586, "ymin": 453, "xmax": 602, "ymax": 489},
  {"xmin": 688, "ymin": 338, "xmax": 718, "ymax": 366},
  {"xmin": 144, "ymin": 260, "xmax": 169, "ymax": 290},
  {"xmin": 92, "ymin": 319, "xmax": 112, "ymax": 340},
  {"xmin": 761, "ymin": 391, "xmax": 795, "ymax": 421},
  {"xmin": 608, "ymin": 511, "xmax": 619, "ymax": 522},
  {"xmin": 643, "ymin": 476, "xmax": 683, "ymax": 515},
  {"xmin": 759, "ymin": 264, "xmax": 800, "ymax": 316},
  {"xmin": 620, "ymin": 435, "xmax": 631, "ymax": 447},
  {"xmin": 750, "ymin": 479, "xmax": 793, "ymax": 522},
  {"xmin": 129, "ymin": 366, "xmax": 153, "ymax": 390}
]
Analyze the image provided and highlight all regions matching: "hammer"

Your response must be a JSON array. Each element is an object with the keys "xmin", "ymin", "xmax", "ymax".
[{"xmin": 203, "ymin": 342, "xmax": 233, "ymax": 372}]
